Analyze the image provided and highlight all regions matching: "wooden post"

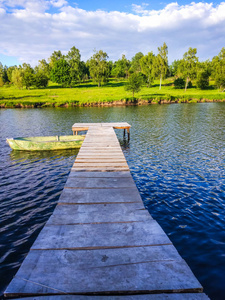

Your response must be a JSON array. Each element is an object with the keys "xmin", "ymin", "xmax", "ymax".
[
  {"xmin": 127, "ymin": 128, "xmax": 130, "ymax": 141},
  {"xmin": 123, "ymin": 129, "xmax": 126, "ymax": 138}
]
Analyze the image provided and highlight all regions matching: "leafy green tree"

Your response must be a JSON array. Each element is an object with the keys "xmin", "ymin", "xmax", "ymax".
[
  {"xmin": 49, "ymin": 50, "xmax": 64, "ymax": 69},
  {"xmin": 169, "ymin": 60, "xmax": 180, "ymax": 77},
  {"xmin": 111, "ymin": 55, "xmax": 130, "ymax": 79},
  {"xmin": 36, "ymin": 59, "xmax": 50, "ymax": 78},
  {"xmin": 66, "ymin": 46, "xmax": 82, "ymax": 84},
  {"xmin": 196, "ymin": 68, "xmax": 209, "ymax": 90},
  {"xmin": 35, "ymin": 72, "xmax": 49, "ymax": 88},
  {"xmin": 22, "ymin": 63, "xmax": 35, "ymax": 89},
  {"xmin": 11, "ymin": 68, "xmax": 23, "ymax": 89},
  {"xmin": 50, "ymin": 58, "xmax": 71, "ymax": 87},
  {"xmin": 125, "ymin": 72, "xmax": 143, "ymax": 97},
  {"xmin": 88, "ymin": 50, "xmax": 110, "ymax": 87},
  {"xmin": 155, "ymin": 42, "xmax": 169, "ymax": 89},
  {"xmin": 140, "ymin": 51, "xmax": 156, "ymax": 87},
  {"xmin": 212, "ymin": 48, "xmax": 225, "ymax": 91},
  {"xmin": 7, "ymin": 66, "xmax": 16, "ymax": 82},
  {"xmin": 174, "ymin": 77, "xmax": 192, "ymax": 89},
  {"xmin": 0, "ymin": 62, "xmax": 3, "ymax": 77},
  {"xmin": 178, "ymin": 47, "xmax": 198, "ymax": 91},
  {"xmin": 0, "ymin": 62, "xmax": 4, "ymax": 85},
  {"xmin": 129, "ymin": 52, "xmax": 144, "ymax": 74},
  {"xmin": 2, "ymin": 67, "xmax": 9, "ymax": 83},
  {"xmin": 79, "ymin": 61, "xmax": 89, "ymax": 82}
]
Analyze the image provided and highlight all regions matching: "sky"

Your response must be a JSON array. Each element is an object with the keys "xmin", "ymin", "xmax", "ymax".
[{"xmin": 0, "ymin": 0, "xmax": 225, "ymax": 66}]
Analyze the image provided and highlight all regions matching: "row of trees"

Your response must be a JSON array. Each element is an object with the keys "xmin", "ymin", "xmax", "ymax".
[{"xmin": 1, "ymin": 44, "xmax": 225, "ymax": 91}]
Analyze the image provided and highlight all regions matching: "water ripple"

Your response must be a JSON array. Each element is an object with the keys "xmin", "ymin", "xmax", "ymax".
[{"xmin": 0, "ymin": 104, "xmax": 225, "ymax": 299}]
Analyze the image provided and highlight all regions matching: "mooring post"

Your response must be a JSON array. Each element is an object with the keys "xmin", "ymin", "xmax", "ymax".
[{"xmin": 127, "ymin": 128, "xmax": 130, "ymax": 141}]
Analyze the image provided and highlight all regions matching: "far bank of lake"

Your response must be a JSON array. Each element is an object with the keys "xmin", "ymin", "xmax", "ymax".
[{"xmin": 0, "ymin": 79, "xmax": 224, "ymax": 108}]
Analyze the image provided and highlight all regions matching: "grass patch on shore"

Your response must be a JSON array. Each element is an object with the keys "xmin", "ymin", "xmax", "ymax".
[{"xmin": 0, "ymin": 79, "xmax": 225, "ymax": 108}]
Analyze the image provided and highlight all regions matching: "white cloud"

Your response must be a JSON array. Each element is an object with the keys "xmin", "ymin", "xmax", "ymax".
[
  {"xmin": 132, "ymin": 2, "xmax": 149, "ymax": 14},
  {"xmin": 0, "ymin": 1, "xmax": 225, "ymax": 66},
  {"xmin": 50, "ymin": 0, "xmax": 68, "ymax": 8}
]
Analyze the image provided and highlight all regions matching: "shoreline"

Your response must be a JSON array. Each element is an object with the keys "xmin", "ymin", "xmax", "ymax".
[{"xmin": 0, "ymin": 98, "xmax": 225, "ymax": 108}]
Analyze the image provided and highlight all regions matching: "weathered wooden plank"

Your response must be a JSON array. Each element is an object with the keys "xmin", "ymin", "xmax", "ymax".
[
  {"xmin": 72, "ymin": 122, "xmax": 131, "ymax": 128},
  {"xmin": 76, "ymin": 157, "xmax": 126, "ymax": 160},
  {"xmin": 5, "ymin": 246, "xmax": 203, "ymax": 296},
  {"xmin": 78, "ymin": 152, "xmax": 124, "ymax": 155},
  {"xmin": 80, "ymin": 147, "xmax": 121, "ymax": 150},
  {"xmin": 65, "ymin": 177, "xmax": 135, "ymax": 188},
  {"xmin": 58, "ymin": 187, "xmax": 143, "ymax": 204},
  {"xmin": 47, "ymin": 203, "xmax": 151, "ymax": 225},
  {"xmin": 71, "ymin": 167, "xmax": 130, "ymax": 171},
  {"xmin": 79, "ymin": 147, "xmax": 123, "ymax": 151},
  {"xmin": 73, "ymin": 163, "xmax": 128, "ymax": 168},
  {"xmin": 69, "ymin": 171, "xmax": 131, "ymax": 177},
  {"xmin": 31, "ymin": 221, "xmax": 172, "ymax": 250},
  {"xmin": 75, "ymin": 159, "xmax": 127, "ymax": 163},
  {"xmin": 77, "ymin": 153, "xmax": 125, "ymax": 156}
]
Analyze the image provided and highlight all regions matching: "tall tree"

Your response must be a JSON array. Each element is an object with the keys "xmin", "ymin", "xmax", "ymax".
[
  {"xmin": 0, "ymin": 62, "xmax": 3, "ymax": 85},
  {"xmin": 49, "ymin": 50, "xmax": 64, "ymax": 69},
  {"xmin": 178, "ymin": 47, "xmax": 198, "ymax": 91},
  {"xmin": 169, "ymin": 60, "xmax": 180, "ymax": 77},
  {"xmin": 112, "ymin": 55, "xmax": 130, "ymax": 79},
  {"xmin": 66, "ymin": 46, "xmax": 82, "ymax": 84},
  {"xmin": 11, "ymin": 68, "xmax": 23, "ymax": 89},
  {"xmin": 37, "ymin": 59, "xmax": 50, "ymax": 78},
  {"xmin": 140, "ymin": 52, "xmax": 156, "ymax": 87},
  {"xmin": 212, "ymin": 47, "xmax": 225, "ymax": 91},
  {"xmin": 7, "ymin": 66, "xmax": 17, "ymax": 82},
  {"xmin": 50, "ymin": 58, "xmax": 71, "ymax": 87},
  {"xmin": 2, "ymin": 66, "xmax": 9, "ymax": 83},
  {"xmin": 22, "ymin": 63, "xmax": 35, "ymax": 89},
  {"xmin": 156, "ymin": 42, "xmax": 168, "ymax": 89},
  {"xmin": 88, "ymin": 50, "xmax": 109, "ymax": 87},
  {"xmin": 129, "ymin": 52, "xmax": 144, "ymax": 74}
]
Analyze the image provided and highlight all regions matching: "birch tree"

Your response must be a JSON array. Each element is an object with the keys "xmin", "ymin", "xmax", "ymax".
[
  {"xmin": 178, "ymin": 47, "xmax": 198, "ymax": 91},
  {"xmin": 156, "ymin": 42, "xmax": 168, "ymax": 89},
  {"xmin": 88, "ymin": 50, "xmax": 109, "ymax": 87},
  {"xmin": 140, "ymin": 52, "xmax": 156, "ymax": 87}
]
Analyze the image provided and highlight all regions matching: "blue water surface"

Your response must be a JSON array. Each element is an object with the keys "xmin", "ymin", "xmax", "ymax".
[{"xmin": 0, "ymin": 104, "xmax": 225, "ymax": 299}]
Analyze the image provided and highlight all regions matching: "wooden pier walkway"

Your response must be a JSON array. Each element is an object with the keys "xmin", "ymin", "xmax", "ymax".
[{"xmin": 5, "ymin": 123, "xmax": 209, "ymax": 299}]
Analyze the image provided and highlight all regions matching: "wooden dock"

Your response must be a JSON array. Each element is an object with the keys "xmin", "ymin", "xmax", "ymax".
[{"xmin": 5, "ymin": 123, "xmax": 209, "ymax": 299}]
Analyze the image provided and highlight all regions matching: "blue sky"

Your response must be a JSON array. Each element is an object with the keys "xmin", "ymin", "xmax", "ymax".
[
  {"xmin": 0, "ymin": 1, "xmax": 225, "ymax": 67},
  {"xmin": 53, "ymin": 0, "xmax": 222, "ymax": 12}
]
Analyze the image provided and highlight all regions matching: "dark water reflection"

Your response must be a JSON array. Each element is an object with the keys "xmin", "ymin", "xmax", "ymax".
[{"xmin": 0, "ymin": 104, "xmax": 225, "ymax": 299}]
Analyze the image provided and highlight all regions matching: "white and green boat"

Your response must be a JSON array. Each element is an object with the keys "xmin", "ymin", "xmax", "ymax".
[{"xmin": 6, "ymin": 135, "xmax": 85, "ymax": 151}]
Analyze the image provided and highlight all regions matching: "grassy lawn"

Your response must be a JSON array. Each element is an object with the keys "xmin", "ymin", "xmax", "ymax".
[{"xmin": 0, "ymin": 78, "xmax": 225, "ymax": 108}]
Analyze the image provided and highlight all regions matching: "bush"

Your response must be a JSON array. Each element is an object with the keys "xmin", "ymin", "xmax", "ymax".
[
  {"xmin": 196, "ymin": 71, "xmax": 209, "ymax": 89},
  {"xmin": 174, "ymin": 77, "xmax": 185, "ymax": 88},
  {"xmin": 35, "ymin": 72, "xmax": 49, "ymax": 88},
  {"xmin": 174, "ymin": 77, "xmax": 192, "ymax": 89},
  {"xmin": 125, "ymin": 73, "xmax": 143, "ymax": 97}
]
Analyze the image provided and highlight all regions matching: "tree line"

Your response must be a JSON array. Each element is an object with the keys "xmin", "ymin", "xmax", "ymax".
[{"xmin": 0, "ymin": 44, "xmax": 225, "ymax": 93}]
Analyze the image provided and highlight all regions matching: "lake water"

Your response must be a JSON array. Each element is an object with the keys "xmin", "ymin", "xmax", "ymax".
[{"xmin": 0, "ymin": 104, "xmax": 225, "ymax": 299}]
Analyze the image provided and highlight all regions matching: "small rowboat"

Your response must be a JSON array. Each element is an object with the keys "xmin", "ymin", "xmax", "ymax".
[{"xmin": 6, "ymin": 135, "xmax": 85, "ymax": 151}]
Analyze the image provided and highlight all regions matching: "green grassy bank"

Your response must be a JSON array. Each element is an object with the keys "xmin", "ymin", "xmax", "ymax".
[{"xmin": 0, "ymin": 79, "xmax": 225, "ymax": 108}]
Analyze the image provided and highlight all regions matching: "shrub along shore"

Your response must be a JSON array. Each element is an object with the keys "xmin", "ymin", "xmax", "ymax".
[{"xmin": 0, "ymin": 79, "xmax": 224, "ymax": 108}]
